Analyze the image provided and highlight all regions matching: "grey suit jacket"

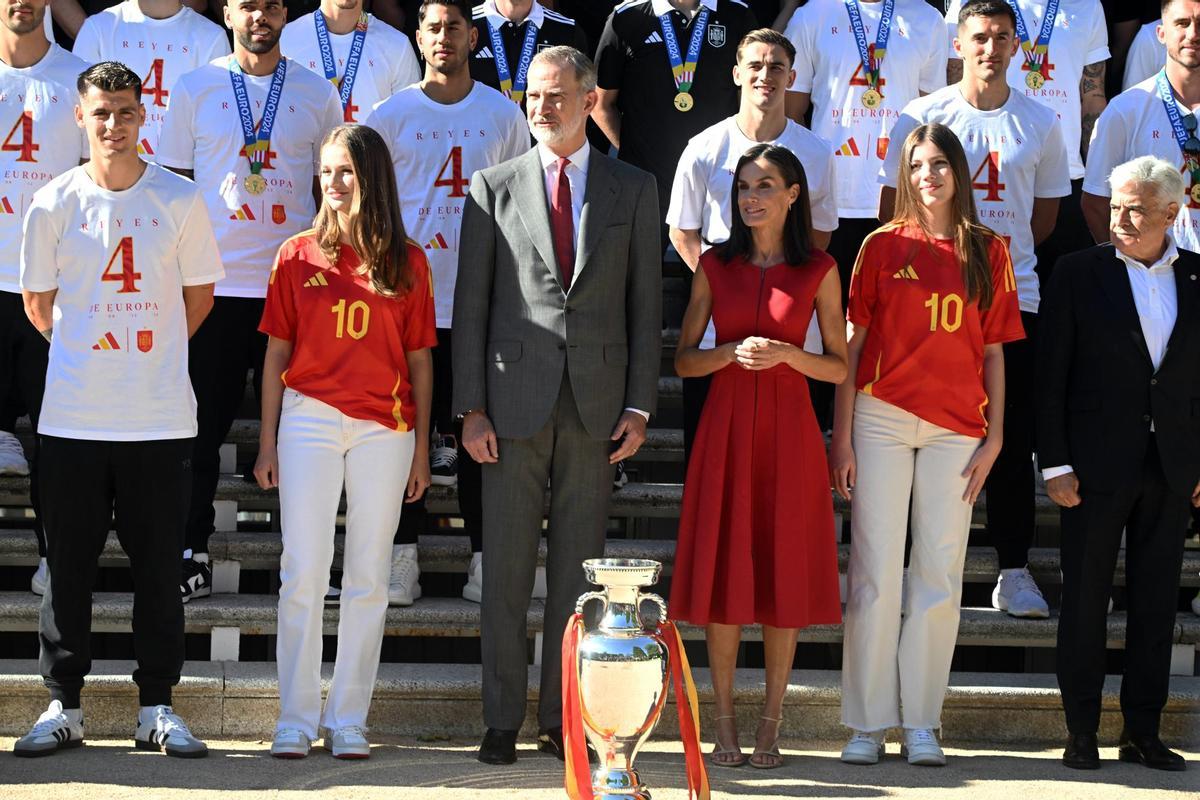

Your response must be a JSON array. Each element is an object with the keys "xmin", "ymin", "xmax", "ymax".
[{"xmin": 452, "ymin": 146, "xmax": 662, "ymax": 440}]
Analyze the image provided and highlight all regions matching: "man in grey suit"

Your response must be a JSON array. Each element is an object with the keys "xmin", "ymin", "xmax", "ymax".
[{"xmin": 452, "ymin": 45, "xmax": 662, "ymax": 765}]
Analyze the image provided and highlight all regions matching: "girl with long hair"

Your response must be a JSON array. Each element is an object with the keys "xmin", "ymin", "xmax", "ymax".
[
  {"xmin": 831, "ymin": 123, "xmax": 1024, "ymax": 766},
  {"xmin": 253, "ymin": 124, "xmax": 436, "ymax": 759},
  {"xmin": 671, "ymin": 144, "xmax": 848, "ymax": 769}
]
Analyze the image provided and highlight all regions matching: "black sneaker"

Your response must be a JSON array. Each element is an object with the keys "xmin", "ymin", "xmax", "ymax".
[
  {"xmin": 612, "ymin": 460, "xmax": 629, "ymax": 492},
  {"xmin": 430, "ymin": 434, "xmax": 458, "ymax": 486},
  {"xmin": 180, "ymin": 557, "xmax": 212, "ymax": 604}
]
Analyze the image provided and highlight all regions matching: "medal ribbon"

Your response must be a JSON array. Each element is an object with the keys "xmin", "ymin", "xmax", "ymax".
[
  {"xmin": 314, "ymin": 11, "xmax": 368, "ymax": 111},
  {"xmin": 844, "ymin": 0, "xmax": 894, "ymax": 92},
  {"xmin": 1005, "ymin": 0, "xmax": 1058, "ymax": 80},
  {"xmin": 229, "ymin": 55, "xmax": 287, "ymax": 175},
  {"xmin": 1156, "ymin": 69, "xmax": 1200, "ymax": 177},
  {"xmin": 487, "ymin": 15, "xmax": 539, "ymax": 103},
  {"xmin": 659, "ymin": 5, "xmax": 711, "ymax": 94}
]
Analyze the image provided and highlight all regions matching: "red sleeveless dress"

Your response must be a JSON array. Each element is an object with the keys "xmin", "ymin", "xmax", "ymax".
[{"xmin": 669, "ymin": 249, "xmax": 843, "ymax": 628}]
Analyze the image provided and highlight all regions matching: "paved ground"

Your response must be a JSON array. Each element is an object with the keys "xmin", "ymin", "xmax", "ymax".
[{"xmin": 0, "ymin": 737, "xmax": 1196, "ymax": 798}]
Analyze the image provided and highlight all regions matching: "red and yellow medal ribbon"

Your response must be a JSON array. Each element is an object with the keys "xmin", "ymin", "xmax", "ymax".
[{"xmin": 661, "ymin": 621, "xmax": 710, "ymax": 800}]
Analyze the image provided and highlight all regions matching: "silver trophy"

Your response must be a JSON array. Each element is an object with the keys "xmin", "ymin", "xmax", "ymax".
[{"xmin": 572, "ymin": 558, "xmax": 670, "ymax": 800}]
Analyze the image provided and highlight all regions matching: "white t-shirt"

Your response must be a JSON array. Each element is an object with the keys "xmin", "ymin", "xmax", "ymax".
[
  {"xmin": 785, "ymin": 0, "xmax": 947, "ymax": 218},
  {"xmin": 366, "ymin": 82, "xmax": 529, "ymax": 327},
  {"xmin": 944, "ymin": 0, "xmax": 1110, "ymax": 180},
  {"xmin": 72, "ymin": 1, "xmax": 230, "ymax": 159},
  {"xmin": 280, "ymin": 12, "xmax": 421, "ymax": 124},
  {"xmin": 1083, "ymin": 76, "xmax": 1200, "ymax": 253},
  {"xmin": 0, "ymin": 45, "xmax": 88, "ymax": 293},
  {"xmin": 157, "ymin": 56, "xmax": 344, "ymax": 298},
  {"xmin": 880, "ymin": 86, "xmax": 1071, "ymax": 312},
  {"xmin": 20, "ymin": 163, "xmax": 224, "ymax": 441},
  {"xmin": 666, "ymin": 115, "xmax": 837, "ymax": 348},
  {"xmin": 1123, "ymin": 21, "xmax": 1164, "ymax": 92}
]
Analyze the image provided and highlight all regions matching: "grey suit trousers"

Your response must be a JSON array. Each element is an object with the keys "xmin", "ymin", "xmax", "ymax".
[{"xmin": 480, "ymin": 373, "xmax": 614, "ymax": 730}]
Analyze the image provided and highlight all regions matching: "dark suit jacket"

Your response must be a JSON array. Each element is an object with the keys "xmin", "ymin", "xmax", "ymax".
[
  {"xmin": 452, "ymin": 146, "xmax": 662, "ymax": 440},
  {"xmin": 1036, "ymin": 243, "xmax": 1200, "ymax": 496}
]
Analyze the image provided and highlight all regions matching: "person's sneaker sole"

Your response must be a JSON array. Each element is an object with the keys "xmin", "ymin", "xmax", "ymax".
[
  {"xmin": 430, "ymin": 474, "xmax": 457, "ymax": 486},
  {"xmin": 14, "ymin": 738, "xmax": 84, "ymax": 758},
  {"xmin": 900, "ymin": 746, "xmax": 946, "ymax": 766},
  {"xmin": 181, "ymin": 587, "xmax": 212, "ymax": 604},
  {"xmin": 135, "ymin": 738, "xmax": 208, "ymax": 758},
  {"xmin": 271, "ymin": 748, "xmax": 308, "ymax": 759},
  {"xmin": 332, "ymin": 749, "xmax": 370, "ymax": 760},
  {"xmin": 840, "ymin": 747, "xmax": 883, "ymax": 765},
  {"xmin": 462, "ymin": 582, "xmax": 481, "ymax": 603}
]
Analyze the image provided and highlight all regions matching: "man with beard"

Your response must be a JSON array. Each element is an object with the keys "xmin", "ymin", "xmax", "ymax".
[
  {"xmin": 158, "ymin": 0, "xmax": 343, "ymax": 604},
  {"xmin": 453, "ymin": 45, "xmax": 661, "ymax": 765},
  {"xmin": 366, "ymin": 0, "xmax": 527, "ymax": 609}
]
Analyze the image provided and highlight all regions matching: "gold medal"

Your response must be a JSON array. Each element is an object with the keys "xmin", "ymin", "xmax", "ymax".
[
  {"xmin": 1190, "ymin": 182, "xmax": 1200, "ymax": 205},
  {"xmin": 244, "ymin": 172, "xmax": 267, "ymax": 195},
  {"xmin": 1025, "ymin": 70, "xmax": 1044, "ymax": 90},
  {"xmin": 673, "ymin": 91, "xmax": 694, "ymax": 112},
  {"xmin": 861, "ymin": 88, "xmax": 882, "ymax": 109}
]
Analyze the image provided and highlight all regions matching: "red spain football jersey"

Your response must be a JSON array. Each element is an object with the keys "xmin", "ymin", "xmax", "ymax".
[
  {"xmin": 259, "ymin": 231, "xmax": 437, "ymax": 431},
  {"xmin": 847, "ymin": 225, "xmax": 1025, "ymax": 438}
]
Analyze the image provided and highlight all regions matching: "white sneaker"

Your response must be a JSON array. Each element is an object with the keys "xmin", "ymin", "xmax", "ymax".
[
  {"xmin": 270, "ymin": 727, "xmax": 311, "ymax": 759},
  {"xmin": 901, "ymin": 728, "xmax": 946, "ymax": 766},
  {"xmin": 388, "ymin": 544, "xmax": 421, "ymax": 606},
  {"xmin": 840, "ymin": 730, "xmax": 885, "ymax": 765},
  {"xmin": 31, "ymin": 557, "xmax": 48, "ymax": 596},
  {"xmin": 326, "ymin": 725, "xmax": 370, "ymax": 759},
  {"xmin": 13, "ymin": 700, "xmax": 83, "ymax": 757},
  {"xmin": 0, "ymin": 430, "xmax": 29, "ymax": 476},
  {"xmin": 134, "ymin": 705, "xmax": 207, "ymax": 758},
  {"xmin": 462, "ymin": 552, "xmax": 482, "ymax": 603},
  {"xmin": 992, "ymin": 567, "xmax": 1050, "ymax": 619}
]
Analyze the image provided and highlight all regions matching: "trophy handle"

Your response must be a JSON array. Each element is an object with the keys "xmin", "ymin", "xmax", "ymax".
[
  {"xmin": 576, "ymin": 590, "xmax": 607, "ymax": 615},
  {"xmin": 639, "ymin": 593, "xmax": 668, "ymax": 628}
]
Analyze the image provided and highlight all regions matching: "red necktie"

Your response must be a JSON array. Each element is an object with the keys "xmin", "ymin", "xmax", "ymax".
[{"xmin": 550, "ymin": 157, "xmax": 575, "ymax": 289}]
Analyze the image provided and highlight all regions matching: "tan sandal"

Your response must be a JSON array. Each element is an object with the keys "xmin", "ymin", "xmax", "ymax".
[
  {"xmin": 708, "ymin": 715, "xmax": 746, "ymax": 768},
  {"xmin": 749, "ymin": 715, "xmax": 783, "ymax": 769}
]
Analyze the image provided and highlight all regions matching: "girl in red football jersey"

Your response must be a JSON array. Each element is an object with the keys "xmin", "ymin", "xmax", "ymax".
[
  {"xmin": 253, "ymin": 124, "xmax": 437, "ymax": 760},
  {"xmin": 830, "ymin": 123, "xmax": 1024, "ymax": 767}
]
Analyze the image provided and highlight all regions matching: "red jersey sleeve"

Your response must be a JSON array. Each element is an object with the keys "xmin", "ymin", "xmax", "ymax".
[
  {"xmin": 979, "ymin": 234, "xmax": 1026, "ymax": 346},
  {"xmin": 259, "ymin": 241, "xmax": 299, "ymax": 341},
  {"xmin": 401, "ymin": 243, "xmax": 439, "ymax": 352},
  {"xmin": 847, "ymin": 231, "xmax": 883, "ymax": 328}
]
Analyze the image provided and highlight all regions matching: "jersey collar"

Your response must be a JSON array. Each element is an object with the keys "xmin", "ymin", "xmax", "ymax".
[
  {"xmin": 483, "ymin": 0, "xmax": 546, "ymax": 29},
  {"xmin": 650, "ymin": 0, "xmax": 718, "ymax": 17}
]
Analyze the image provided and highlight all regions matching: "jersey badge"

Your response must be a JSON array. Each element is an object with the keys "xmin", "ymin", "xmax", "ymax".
[
  {"xmin": 137, "ymin": 330, "xmax": 153, "ymax": 353},
  {"xmin": 272, "ymin": 204, "xmax": 287, "ymax": 225},
  {"xmin": 707, "ymin": 24, "xmax": 726, "ymax": 48}
]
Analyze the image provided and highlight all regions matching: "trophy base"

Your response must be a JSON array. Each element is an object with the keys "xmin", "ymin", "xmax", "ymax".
[{"xmin": 591, "ymin": 767, "xmax": 650, "ymax": 799}]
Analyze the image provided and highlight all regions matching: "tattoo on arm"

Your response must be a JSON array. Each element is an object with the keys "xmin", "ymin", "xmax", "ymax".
[
  {"xmin": 1080, "ymin": 62, "xmax": 1106, "ymax": 98},
  {"xmin": 1079, "ymin": 62, "xmax": 1106, "ymax": 157},
  {"xmin": 1080, "ymin": 111, "xmax": 1100, "ymax": 157}
]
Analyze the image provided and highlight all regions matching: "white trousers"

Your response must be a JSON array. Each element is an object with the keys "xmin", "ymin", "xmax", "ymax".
[
  {"xmin": 275, "ymin": 390, "xmax": 415, "ymax": 738},
  {"xmin": 841, "ymin": 392, "xmax": 980, "ymax": 731}
]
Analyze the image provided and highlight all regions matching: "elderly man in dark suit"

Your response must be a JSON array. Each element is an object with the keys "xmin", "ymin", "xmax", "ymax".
[
  {"xmin": 1038, "ymin": 155, "xmax": 1200, "ymax": 772},
  {"xmin": 452, "ymin": 46, "xmax": 662, "ymax": 765}
]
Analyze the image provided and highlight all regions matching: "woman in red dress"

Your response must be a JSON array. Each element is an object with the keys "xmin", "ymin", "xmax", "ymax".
[{"xmin": 671, "ymin": 144, "xmax": 848, "ymax": 769}]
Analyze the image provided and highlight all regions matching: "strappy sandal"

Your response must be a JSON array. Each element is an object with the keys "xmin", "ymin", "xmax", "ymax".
[
  {"xmin": 749, "ymin": 715, "xmax": 784, "ymax": 769},
  {"xmin": 708, "ymin": 714, "xmax": 746, "ymax": 768}
]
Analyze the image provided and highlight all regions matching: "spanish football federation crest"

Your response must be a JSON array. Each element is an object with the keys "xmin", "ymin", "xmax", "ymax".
[
  {"xmin": 137, "ymin": 330, "xmax": 154, "ymax": 353},
  {"xmin": 707, "ymin": 24, "xmax": 725, "ymax": 48},
  {"xmin": 272, "ymin": 204, "xmax": 287, "ymax": 225}
]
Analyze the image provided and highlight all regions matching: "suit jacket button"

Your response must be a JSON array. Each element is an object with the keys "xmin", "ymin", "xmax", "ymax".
[
  {"xmin": 1150, "ymin": 378, "xmax": 1157, "ymax": 385},
  {"xmin": 1143, "ymin": 414, "xmax": 1151, "ymax": 422},
  {"xmin": 557, "ymin": 343, "xmax": 566, "ymax": 351}
]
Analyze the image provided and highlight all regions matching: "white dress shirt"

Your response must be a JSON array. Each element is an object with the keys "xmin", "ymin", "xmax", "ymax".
[{"xmin": 1042, "ymin": 237, "xmax": 1180, "ymax": 480}]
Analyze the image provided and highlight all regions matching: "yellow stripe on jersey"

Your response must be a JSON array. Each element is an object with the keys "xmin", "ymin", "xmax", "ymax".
[
  {"xmin": 390, "ymin": 371, "xmax": 409, "ymax": 432},
  {"xmin": 851, "ymin": 225, "xmax": 899, "ymax": 279},
  {"xmin": 862, "ymin": 353, "xmax": 883, "ymax": 396},
  {"xmin": 988, "ymin": 231, "xmax": 1018, "ymax": 293}
]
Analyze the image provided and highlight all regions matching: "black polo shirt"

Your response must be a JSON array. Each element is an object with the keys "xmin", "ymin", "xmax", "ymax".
[
  {"xmin": 469, "ymin": 1, "xmax": 589, "ymax": 98},
  {"xmin": 596, "ymin": 0, "xmax": 756, "ymax": 219}
]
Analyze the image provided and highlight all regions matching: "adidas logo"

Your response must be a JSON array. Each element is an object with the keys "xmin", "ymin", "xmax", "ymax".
[
  {"xmin": 892, "ymin": 265, "xmax": 919, "ymax": 280},
  {"xmin": 475, "ymin": 46, "xmax": 494, "ymax": 59},
  {"xmin": 303, "ymin": 272, "xmax": 329, "ymax": 288},
  {"xmin": 835, "ymin": 138, "xmax": 861, "ymax": 157},
  {"xmin": 92, "ymin": 332, "xmax": 121, "ymax": 351},
  {"xmin": 230, "ymin": 203, "xmax": 255, "ymax": 221},
  {"xmin": 643, "ymin": 31, "xmax": 663, "ymax": 44},
  {"xmin": 425, "ymin": 232, "xmax": 450, "ymax": 250},
  {"xmin": 0, "ymin": 197, "xmax": 14, "ymax": 214},
  {"xmin": 136, "ymin": 138, "xmax": 154, "ymax": 156}
]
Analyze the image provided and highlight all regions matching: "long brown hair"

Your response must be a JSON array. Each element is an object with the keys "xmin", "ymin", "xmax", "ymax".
[
  {"xmin": 314, "ymin": 124, "xmax": 412, "ymax": 296},
  {"xmin": 715, "ymin": 143, "xmax": 813, "ymax": 266},
  {"xmin": 890, "ymin": 123, "xmax": 995, "ymax": 310}
]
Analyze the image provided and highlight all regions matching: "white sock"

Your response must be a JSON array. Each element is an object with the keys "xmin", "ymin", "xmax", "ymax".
[
  {"xmin": 138, "ymin": 705, "xmax": 168, "ymax": 723},
  {"xmin": 61, "ymin": 706, "xmax": 83, "ymax": 724}
]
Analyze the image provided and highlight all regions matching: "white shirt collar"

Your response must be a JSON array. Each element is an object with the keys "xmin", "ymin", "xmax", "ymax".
[
  {"xmin": 483, "ymin": 0, "xmax": 545, "ymax": 29},
  {"xmin": 538, "ymin": 140, "xmax": 590, "ymax": 174},
  {"xmin": 1114, "ymin": 235, "xmax": 1180, "ymax": 273},
  {"xmin": 650, "ymin": 0, "xmax": 718, "ymax": 17}
]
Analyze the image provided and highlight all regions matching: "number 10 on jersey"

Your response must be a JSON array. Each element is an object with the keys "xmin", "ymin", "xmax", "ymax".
[{"xmin": 331, "ymin": 298, "xmax": 370, "ymax": 339}]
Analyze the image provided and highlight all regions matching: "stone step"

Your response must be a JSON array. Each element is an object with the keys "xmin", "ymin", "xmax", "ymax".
[{"xmin": 0, "ymin": 659, "xmax": 1194, "ymax": 745}]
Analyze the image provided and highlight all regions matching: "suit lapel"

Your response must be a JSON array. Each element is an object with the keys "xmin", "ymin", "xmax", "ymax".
[
  {"xmin": 1096, "ymin": 250, "xmax": 1153, "ymax": 367},
  {"xmin": 573, "ymin": 148, "xmax": 619, "ymax": 287},
  {"xmin": 511, "ymin": 149, "xmax": 561, "ymax": 289}
]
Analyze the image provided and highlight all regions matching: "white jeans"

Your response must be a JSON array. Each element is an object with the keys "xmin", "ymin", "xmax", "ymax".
[
  {"xmin": 841, "ymin": 392, "xmax": 980, "ymax": 732},
  {"xmin": 275, "ymin": 389, "xmax": 415, "ymax": 738}
]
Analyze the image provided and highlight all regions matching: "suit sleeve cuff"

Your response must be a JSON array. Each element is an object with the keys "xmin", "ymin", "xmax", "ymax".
[
  {"xmin": 624, "ymin": 407, "xmax": 650, "ymax": 421},
  {"xmin": 1042, "ymin": 465, "xmax": 1075, "ymax": 480}
]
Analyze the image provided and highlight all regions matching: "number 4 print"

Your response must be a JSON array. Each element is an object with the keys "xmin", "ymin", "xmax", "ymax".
[
  {"xmin": 2, "ymin": 111, "xmax": 38, "ymax": 163},
  {"xmin": 142, "ymin": 59, "xmax": 169, "ymax": 108},
  {"xmin": 971, "ymin": 151, "xmax": 1005, "ymax": 202},
  {"xmin": 101, "ymin": 237, "xmax": 141, "ymax": 294},
  {"xmin": 434, "ymin": 146, "xmax": 469, "ymax": 198}
]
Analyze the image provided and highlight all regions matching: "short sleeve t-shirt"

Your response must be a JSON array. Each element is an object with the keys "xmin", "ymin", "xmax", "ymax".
[
  {"xmin": 156, "ymin": 56, "xmax": 344, "ymax": 298},
  {"xmin": 1123, "ymin": 21, "xmax": 1164, "ymax": 92},
  {"xmin": 944, "ymin": 0, "xmax": 1110, "ymax": 180},
  {"xmin": 880, "ymin": 85, "xmax": 1071, "ymax": 313},
  {"xmin": 280, "ymin": 12, "xmax": 421, "ymax": 123},
  {"xmin": 72, "ymin": 1, "xmax": 230, "ymax": 158},
  {"xmin": 260, "ymin": 232, "xmax": 438, "ymax": 430},
  {"xmin": 366, "ymin": 82, "xmax": 529, "ymax": 327},
  {"xmin": 469, "ymin": 0, "xmax": 590, "ymax": 107},
  {"xmin": 848, "ymin": 226, "xmax": 1025, "ymax": 437},
  {"xmin": 20, "ymin": 163, "xmax": 224, "ymax": 441},
  {"xmin": 786, "ymin": 0, "xmax": 948, "ymax": 218}
]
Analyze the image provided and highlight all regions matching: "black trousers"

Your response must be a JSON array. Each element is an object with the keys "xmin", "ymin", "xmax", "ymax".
[
  {"xmin": 395, "ymin": 328, "xmax": 482, "ymax": 553},
  {"xmin": 985, "ymin": 311, "xmax": 1038, "ymax": 569},
  {"xmin": 1056, "ymin": 436, "xmax": 1190, "ymax": 736},
  {"xmin": 1034, "ymin": 178, "xmax": 1093, "ymax": 284},
  {"xmin": 0, "ymin": 290, "xmax": 48, "ymax": 556},
  {"xmin": 39, "ymin": 436, "xmax": 190, "ymax": 708},
  {"xmin": 186, "ymin": 297, "xmax": 267, "ymax": 556}
]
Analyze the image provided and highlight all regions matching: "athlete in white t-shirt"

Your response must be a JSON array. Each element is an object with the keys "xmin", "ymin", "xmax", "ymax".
[
  {"xmin": 1123, "ymin": 20, "xmax": 1166, "ymax": 92},
  {"xmin": 280, "ymin": 0, "xmax": 421, "ymax": 124},
  {"xmin": 881, "ymin": 0, "xmax": 1070, "ymax": 622},
  {"xmin": 72, "ymin": 0, "xmax": 230, "ymax": 159},
  {"xmin": 0, "ymin": 0, "xmax": 87, "ymax": 595},
  {"xmin": 366, "ymin": 0, "xmax": 528, "ymax": 604},
  {"xmin": 156, "ymin": 0, "xmax": 343, "ymax": 599},
  {"xmin": 14, "ymin": 61, "xmax": 221, "ymax": 760}
]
